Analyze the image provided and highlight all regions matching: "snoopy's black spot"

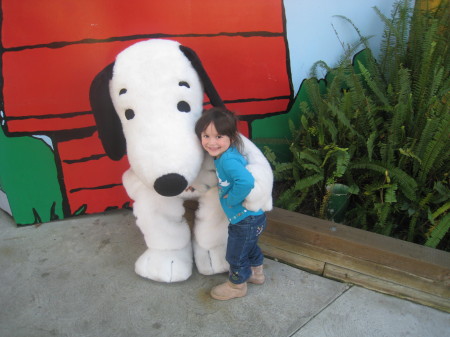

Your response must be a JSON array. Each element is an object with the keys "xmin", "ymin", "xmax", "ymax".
[
  {"xmin": 119, "ymin": 88, "xmax": 127, "ymax": 95},
  {"xmin": 179, "ymin": 81, "xmax": 190, "ymax": 88},
  {"xmin": 177, "ymin": 101, "xmax": 191, "ymax": 113},
  {"xmin": 125, "ymin": 109, "xmax": 135, "ymax": 120}
]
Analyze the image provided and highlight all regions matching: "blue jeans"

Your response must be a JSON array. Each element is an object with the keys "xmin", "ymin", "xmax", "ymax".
[{"xmin": 226, "ymin": 213, "xmax": 267, "ymax": 284}]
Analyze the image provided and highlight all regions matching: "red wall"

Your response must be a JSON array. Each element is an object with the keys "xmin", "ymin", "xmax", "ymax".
[{"xmin": 1, "ymin": 0, "xmax": 292, "ymax": 219}]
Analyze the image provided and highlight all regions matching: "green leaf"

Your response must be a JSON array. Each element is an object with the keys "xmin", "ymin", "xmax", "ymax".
[
  {"xmin": 294, "ymin": 174, "xmax": 324, "ymax": 191},
  {"xmin": 366, "ymin": 132, "xmax": 377, "ymax": 161},
  {"xmin": 432, "ymin": 201, "xmax": 450, "ymax": 220},
  {"xmin": 350, "ymin": 161, "xmax": 417, "ymax": 200},
  {"xmin": 357, "ymin": 60, "xmax": 390, "ymax": 107},
  {"xmin": 398, "ymin": 147, "xmax": 422, "ymax": 164},
  {"xmin": 425, "ymin": 213, "xmax": 450, "ymax": 248},
  {"xmin": 385, "ymin": 183, "xmax": 398, "ymax": 203}
]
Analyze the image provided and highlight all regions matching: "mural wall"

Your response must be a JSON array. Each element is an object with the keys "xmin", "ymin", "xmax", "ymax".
[{"xmin": 0, "ymin": 0, "xmax": 398, "ymax": 225}]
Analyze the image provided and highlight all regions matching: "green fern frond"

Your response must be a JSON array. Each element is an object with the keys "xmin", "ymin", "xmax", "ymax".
[
  {"xmin": 383, "ymin": 68, "xmax": 412, "ymax": 166},
  {"xmin": 322, "ymin": 117, "xmax": 338, "ymax": 143},
  {"xmin": 319, "ymin": 187, "xmax": 332, "ymax": 219},
  {"xmin": 276, "ymin": 187, "xmax": 299, "ymax": 211},
  {"xmin": 408, "ymin": 192, "xmax": 433, "ymax": 241},
  {"xmin": 327, "ymin": 101, "xmax": 360, "ymax": 138},
  {"xmin": 366, "ymin": 132, "xmax": 377, "ymax": 161},
  {"xmin": 432, "ymin": 201, "xmax": 450, "ymax": 220},
  {"xmin": 398, "ymin": 147, "xmax": 422, "ymax": 165},
  {"xmin": 373, "ymin": 202, "xmax": 393, "ymax": 235},
  {"xmin": 350, "ymin": 160, "xmax": 417, "ymax": 200},
  {"xmin": 294, "ymin": 174, "xmax": 324, "ymax": 192},
  {"xmin": 309, "ymin": 60, "xmax": 332, "ymax": 78},
  {"xmin": 273, "ymin": 162, "xmax": 294, "ymax": 180},
  {"xmin": 288, "ymin": 119, "xmax": 297, "ymax": 138},
  {"xmin": 334, "ymin": 150, "xmax": 351, "ymax": 179},
  {"xmin": 301, "ymin": 163, "xmax": 322, "ymax": 174},
  {"xmin": 299, "ymin": 149, "xmax": 322, "ymax": 166},
  {"xmin": 357, "ymin": 61, "xmax": 390, "ymax": 107},
  {"xmin": 385, "ymin": 183, "xmax": 398, "ymax": 203},
  {"xmin": 426, "ymin": 64, "xmax": 445, "ymax": 110},
  {"xmin": 417, "ymin": 110, "xmax": 450, "ymax": 186},
  {"xmin": 425, "ymin": 213, "xmax": 450, "ymax": 249},
  {"xmin": 333, "ymin": 15, "xmax": 374, "ymax": 51},
  {"xmin": 374, "ymin": 1, "xmax": 412, "ymax": 81}
]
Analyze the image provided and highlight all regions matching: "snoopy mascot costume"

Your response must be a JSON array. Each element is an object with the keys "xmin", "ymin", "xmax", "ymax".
[{"xmin": 90, "ymin": 39, "xmax": 273, "ymax": 283}]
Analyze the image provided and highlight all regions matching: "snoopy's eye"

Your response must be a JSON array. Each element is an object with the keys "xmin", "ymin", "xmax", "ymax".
[
  {"xmin": 119, "ymin": 88, "xmax": 127, "ymax": 95},
  {"xmin": 125, "ymin": 109, "xmax": 135, "ymax": 120},
  {"xmin": 177, "ymin": 101, "xmax": 191, "ymax": 113},
  {"xmin": 179, "ymin": 81, "xmax": 190, "ymax": 88}
]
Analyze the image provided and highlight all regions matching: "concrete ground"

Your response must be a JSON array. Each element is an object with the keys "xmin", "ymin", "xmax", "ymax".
[{"xmin": 0, "ymin": 209, "xmax": 448, "ymax": 337}]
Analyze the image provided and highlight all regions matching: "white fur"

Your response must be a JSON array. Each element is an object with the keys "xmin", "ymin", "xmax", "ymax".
[{"xmin": 109, "ymin": 39, "xmax": 273, "ymax": 282}]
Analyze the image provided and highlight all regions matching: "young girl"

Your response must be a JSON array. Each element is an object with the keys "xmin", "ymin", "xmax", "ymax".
[{"xmin": 195, "ymin": 107, "xmax": 267, "ymax": 300}]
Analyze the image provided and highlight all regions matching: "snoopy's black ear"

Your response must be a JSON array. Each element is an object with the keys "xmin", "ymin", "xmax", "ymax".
[
  {"xmin": 89, "ymin": 63, "xmax": 126, "ymax": 161},
  {"xmin": 179, "ymin": 45, "xmax": 225, "ymax": 108}
]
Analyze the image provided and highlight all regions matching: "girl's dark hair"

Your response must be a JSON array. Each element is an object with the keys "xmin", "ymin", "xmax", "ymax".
[{"xmin": 195, "ymin": 107, "xmax": 243, "ymax": 152}]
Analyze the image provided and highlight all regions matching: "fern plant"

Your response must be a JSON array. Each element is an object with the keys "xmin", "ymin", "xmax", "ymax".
[{"xmin": 266, "ymin": 0, "xmax": 450, "ymax": 250}]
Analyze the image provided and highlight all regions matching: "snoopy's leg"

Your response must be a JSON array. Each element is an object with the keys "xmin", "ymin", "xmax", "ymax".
[
  {"xmin": 132, "ymin": 191, "xmax": 193, "ymax": 282},
  {"xmin": 135, "ymin": 243, "xmax": 192, "ymax": 283},
  {"xmin": 193, "ymin": 187, "xmax": 229, "ymax": 275}
]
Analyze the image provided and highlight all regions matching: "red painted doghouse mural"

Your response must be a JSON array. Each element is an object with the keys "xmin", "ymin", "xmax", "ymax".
[{"xmin": 0, "ymin": 0, "xmax": 292, "ymax": 224}]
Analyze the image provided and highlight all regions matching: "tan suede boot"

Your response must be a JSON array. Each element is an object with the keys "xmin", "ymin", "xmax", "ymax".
[
  {"xmin": 248, "ymin": 265, "xmax": 265, "ymax": 284},
  {"xmin": 210, "ymin": 281, "xmax": 247, "ymax": 300}
]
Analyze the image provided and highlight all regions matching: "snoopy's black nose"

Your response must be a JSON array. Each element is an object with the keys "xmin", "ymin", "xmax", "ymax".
[{"xmin": 154, "ymin": 173, "xmax": 188, "ymax": 197}]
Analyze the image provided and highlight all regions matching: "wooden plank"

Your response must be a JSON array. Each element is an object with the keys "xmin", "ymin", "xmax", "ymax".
[
  {"xmin": 324, "ymin": 264, "xmax": 450, "ymax": 313},
  {"xmin": 266, "ymin": 208, "xmax": 450, "ymax": 282},
  {"xmin": 260, "ymin": 233, "xmax": 449, "ymax": 298},
  {"xmin": 259, "ymin": 241, "xmax": 325, "ymax": 275}
]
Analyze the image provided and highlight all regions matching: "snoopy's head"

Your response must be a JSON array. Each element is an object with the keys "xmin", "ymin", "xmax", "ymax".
[{"xmin": 90, "ymin": 39, "xmax": 224, "ymax": 197}]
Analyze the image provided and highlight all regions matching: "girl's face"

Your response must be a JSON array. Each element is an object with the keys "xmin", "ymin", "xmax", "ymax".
[{"xmin": 201, "ymin": 122, "xmax": 231, "ymax": 158}]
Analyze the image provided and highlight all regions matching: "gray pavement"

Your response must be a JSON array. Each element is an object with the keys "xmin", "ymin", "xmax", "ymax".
[{"xmin": 0, "ymin": 209, "xmax": 448, "ymax": 337}]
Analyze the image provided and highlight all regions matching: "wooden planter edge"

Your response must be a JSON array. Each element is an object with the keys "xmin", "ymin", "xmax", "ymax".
[{"xmin": 261, "ymin": 207, "xmax": 450, "ymax": 312}]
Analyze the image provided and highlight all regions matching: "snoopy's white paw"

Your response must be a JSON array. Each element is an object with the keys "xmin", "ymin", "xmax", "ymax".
[
  {"xmin": 135, "ymin": 245, "xmax": 193, "ymax": 283},
  {"xmin": 243, "ymin": 198, "xmax": 262, "ymax": 212},
  {"xmin": 193, "ymin": 240, "xmax": 229, "ymax": 275}
]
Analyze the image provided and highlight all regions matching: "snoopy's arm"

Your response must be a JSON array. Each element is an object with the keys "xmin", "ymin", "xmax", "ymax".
[
  {"xmin": 239, "ymin": 135, "xmax": 273, "ymax": 212},
  {"xmin": 180, "ymin": 155, "xmax": 217, "ymax": 199}
]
